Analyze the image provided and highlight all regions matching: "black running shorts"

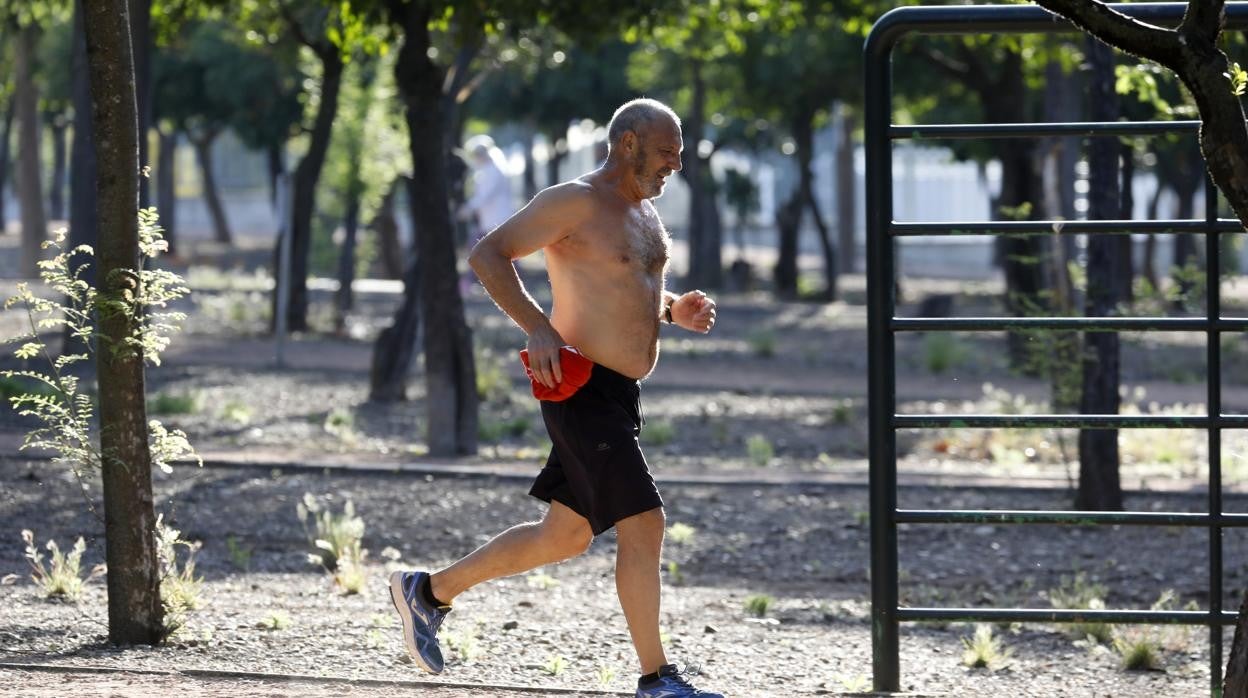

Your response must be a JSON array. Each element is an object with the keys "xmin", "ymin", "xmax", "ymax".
[{"xmin": 529, "ymin": 362, "xmax": 663, "ymax": 535}]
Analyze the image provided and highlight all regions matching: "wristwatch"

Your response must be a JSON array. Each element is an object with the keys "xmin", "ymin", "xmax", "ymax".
[{"xmin": 662, "ymin": 297, "xmax": 674, "ymax": 324}]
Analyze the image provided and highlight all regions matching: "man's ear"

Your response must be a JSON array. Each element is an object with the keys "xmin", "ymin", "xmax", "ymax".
[{"xmin": 620, "ymin": 130, "xmax": 636, "ymax": 155}]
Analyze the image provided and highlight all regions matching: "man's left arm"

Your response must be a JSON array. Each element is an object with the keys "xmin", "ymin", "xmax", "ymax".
[{"xmin": 664, "ymin": 290, "xmax": 717, "ymax": 334}]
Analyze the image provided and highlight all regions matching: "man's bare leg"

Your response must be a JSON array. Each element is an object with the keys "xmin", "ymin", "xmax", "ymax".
[
  {"xmin": 430, "ymin": 500, "xmax": 592, "ymax": 603},
  {"xmin": 615, "ymin": 507, "xmax": 669, "ymax": 674}
]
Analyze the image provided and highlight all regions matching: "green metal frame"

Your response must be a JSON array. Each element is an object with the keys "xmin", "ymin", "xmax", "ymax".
[{"xmin": 865, "ymin": 4, "xmax": 1248, "ymax": 694}]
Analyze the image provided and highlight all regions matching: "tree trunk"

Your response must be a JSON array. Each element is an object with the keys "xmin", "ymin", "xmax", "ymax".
[
  {"xmin": 1225, "ymin": 590, "xmax": 1248, "ymax": 697},
  {"xmin": 49, "ymin": 118, "xmax": 68, "ymax": 221},
  {"xmin": 0, "ymin": 98, "xmax": 15, "ymax": 232},
  {"xmin": 545, "ymin": 146, "xmax": 565, "ymax": 190},
  {"xmin": 1164, "ymin": 139, "xmax": 1203, "ymax": 310},
  {"xmin": 274, "ymin": 49, "xmax": 343, "ymax": 333},
  {"xmin": 1076, "ymin": 36, "xmax": 1123, "ymax": 512},
  {"xmin": 128, "ymin": 0, "xmax": 152, "ymax": 208},
  {"xmin": 391, "ymin": 3, "xmax": 477, "ymax": 456},
  {"xmin": 191, "ymin": 132, "xmax": 231, "ymax": 245},
  {"xmin": 1143, "ymin": 184, "xmax": 1162, "ymax": 290},
  {"xmin": 82, "ymin": 0, "xmax": 163, "ymax": 645},
  {"xmin": 521, "ymin": 128, "xmax": 537, "ymax": 201},
  {"xmin": 156, "ymin": 128, "xmax": 177, "ymax": 255},
  {"xmin": 683, "ymin": 58, "xmax": 722, "ymax": 291},
  {"xmin": 836, "ymin": 104, "xmax": 857, "ymax": 274},
  {"xmin": 15, "ymin": 22, "xmax": 48, "ymax": 278},
  {"xmin": 773, "ymin": 189, "xmax": 801, "ymax": 299},
  {"xmin": 67, "ymin": 0, "xmax": 99, "ymax": 364},
  {"xmin": 1117, "ymin": 141, "xmax": 1135, "ymax": 305},
  {"xmin": 793, "ymin": 110, "xmax": 837, "ymax": 301},
  {"xmin": 266, "ymin": 141, "xmax": 284, "ymax": 209},
  {"xmin": 335, "ymin": 195, "xmax": 360, "ymax": 333},
  {"xmin": 371, "ymin": 182, "xmax": 403, "ymax": 280},
  {"xmin": 370, "ymin": 249, "xmax": 421, "ymax": 401}
]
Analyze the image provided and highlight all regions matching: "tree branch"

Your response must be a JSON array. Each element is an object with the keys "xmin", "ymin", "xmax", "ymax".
[
  {"xmin": 920, "ymin": 46, "xmax": 972, "ymax": 84},
  {"xmin": 1032, "ymin": 0, "xmax": 1181, "ymax": 67},
  {"xmin": 1180, "ymin": 0, "xmax": 1226, "ymax": 46}
]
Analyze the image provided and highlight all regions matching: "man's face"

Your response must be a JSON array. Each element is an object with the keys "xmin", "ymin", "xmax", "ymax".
[{"xmin": 630, "ymin": 119, "xmax": 683, "ymax": 199}]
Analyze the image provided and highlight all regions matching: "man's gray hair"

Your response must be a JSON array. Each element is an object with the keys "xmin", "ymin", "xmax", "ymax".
[{"xmin": 606, "ymin": 98, "xmax": 681, "ymax": 149}]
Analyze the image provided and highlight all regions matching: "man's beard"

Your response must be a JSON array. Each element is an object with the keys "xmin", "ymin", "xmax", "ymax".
[{"xmin": 634, "ymin": 154, "xmax": 665, "ymax": 199}]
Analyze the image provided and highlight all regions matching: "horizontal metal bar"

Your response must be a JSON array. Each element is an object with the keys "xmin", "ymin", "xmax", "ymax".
[
  {"xmin": 895, "ymin": 509, "xmax": 1248, "ymax": 527},
  {"xmin": 898, "ymin": 607, "xmax": 1237, "ymax": 625},
  {"xmin": 894, "ymin": 414, "xmax": 1219, "ymax": 429},
  {"xmin": 892, "ymin": 317, "xmax": 1215, "ymax": 332},
  {"xmin": 891, "ymin": 121, "xmax": 1201, "ymax": 139},
  {"xmin": 891, "ymin": 219, "xmax": 1243, "ymax": 237}
]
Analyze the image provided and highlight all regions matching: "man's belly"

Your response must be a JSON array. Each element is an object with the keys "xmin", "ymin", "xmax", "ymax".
[{"xmin": 552, "ymin": 311, "xmax": 660, "ymax": 380}]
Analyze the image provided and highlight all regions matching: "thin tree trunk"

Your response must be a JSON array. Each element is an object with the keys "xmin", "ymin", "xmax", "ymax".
[
  {"xmin": 370, "ymin": 251, "xmax": 420, "ymax": 401},
  {"xmin": 156, "ymin": 128, "xmax": 176, "ymax": 255},
  {"xmin": 835, "ymin": 104, "xmax": 857, "ymax": 274},
  {"xmin": 191, "ymin": 132, "xmax": 231, "ymax": 245},
  {"xmin": 793, "ymin": 112, "xmax": 836, "ymax": 301},
  {"xmin": 1143, "ymin": 184, "xmax": 1162, "ymax": 290},
  {"xmin": 67, "ymin": 0, "xmax": 99, "ymax": 366},
  {"xmin": 1118, "ymin": 141, "xmax": 1135, "ymax": 304},
  {"xmin": 683, "ymin": 58, "xmax": 722, "ymax": 290},
  {"xmin": 774, "ymin": 190, "xmax": 801, "ymax": 299},
  {"xmin": 128, "ymin": 0, "xmax": 152, "ymax": 208},
  {"xmin": 1076, "ymin": 36, "xmax": 1124, "ymax": 512},
  {"xmin": 1225, "ymin": 591, "xmax": 1248, "ymax": 697},
  {"xmin": 275, "ymin": 49, "xmax": 343, "ymax": 333},
  {"xmin": 335, "ymin": 195, "xmax": 360, "ymax": 333},
  {"xmin": 391, "ymin": 2, "xmax": 477, "ymax": 456},
  {"xmin": 0, "ymin": 99, "xmax": 15, "ymax": 232},
  {"xmin": 371, "ymin": 182, "xmax": 403, "ymax": 280},
  {"xmin": 521, "ymin": 128, "xmax": 537, "ymax": 201},
  {"xmin": 82, "ymin": 0, "xmax": 163, "ymax": 645},
  {"xmin": 49, "ymin": 118, "xmax": 68, "ymax": 220},
  {"xmin": 266, "ymin": 141, "xmax": 284, "ymax": 209},
  {"xmin": 15, "ymin": 23, "xmax": 48, "ymax": 278}
]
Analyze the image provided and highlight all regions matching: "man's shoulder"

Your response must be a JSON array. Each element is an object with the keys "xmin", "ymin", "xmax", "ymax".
[{"xmin": 532, "ymin": 180, "xmax": 598, "ymax": 216}]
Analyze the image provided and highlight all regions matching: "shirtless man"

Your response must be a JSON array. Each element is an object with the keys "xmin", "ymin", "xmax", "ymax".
[{"xmin": 388, "ymin": 99, "xmax": 721, "ymax": 698}]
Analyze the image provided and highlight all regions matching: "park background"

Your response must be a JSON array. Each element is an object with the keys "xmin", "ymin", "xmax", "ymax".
[{"xmin": 1, "ymin": 1, "xmax": 1247, "ymax": 696}]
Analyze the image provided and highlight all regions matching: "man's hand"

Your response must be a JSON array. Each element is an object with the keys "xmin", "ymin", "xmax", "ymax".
[
  {"xmin": 672, "ymin": 290, "xmax": 717, "ymax": 334},
  {"xmin": 525, "ymin": 323, "xmax": 566, "ymax": 389}
]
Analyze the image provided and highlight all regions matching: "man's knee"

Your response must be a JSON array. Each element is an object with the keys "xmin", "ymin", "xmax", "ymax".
[
  {"xmin": 540, "ymin": 517, "xmax": 593, "ymax": 560},
  {"xmin": 617, "ymin": 507, "xmax": 666, "ymax": 543}
]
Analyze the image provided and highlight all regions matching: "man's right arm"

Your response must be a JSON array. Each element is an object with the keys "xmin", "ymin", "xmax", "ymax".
[{"xmin": 467, "ymin": 183, "xmax": 592, "ymax": 388}]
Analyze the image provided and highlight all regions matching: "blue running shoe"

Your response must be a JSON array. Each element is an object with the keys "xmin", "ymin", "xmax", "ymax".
[
  {"xmin": 388, "ymin": 570, "xmax": 451, "ymax": 674},
  {"xmin": 636, "ymin": 664, "xmax": 723, "ymax": 698}
]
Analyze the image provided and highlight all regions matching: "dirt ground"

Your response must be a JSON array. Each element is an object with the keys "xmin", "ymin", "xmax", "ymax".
[{"xmin": 1, "ymin": 273, "xmax": 1246, "ymax": 696}]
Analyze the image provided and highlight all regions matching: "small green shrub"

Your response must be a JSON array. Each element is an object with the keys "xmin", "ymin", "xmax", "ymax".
[
  {"xmin": 1047, "ymin": 571, "xmax": 1112, "ymax": 643},
  {"xmin": 544, "ymin": 654, "xmax": 568, "ymax": 676},
  {"xmin": 666, "ymin": 560, "xmax": 685, "ymax": 585},
  {"xmin": 645, "ymin": 419, "xmax": 676, "ymax": 446},
  {"xmin": 297, "ymin": 493, "xmax": 366, "ymax": 573},
  {"xmin": 257, "ymin": 611, "xmax": 292, "ymax": 630},
  {"xmin": 744, "ymin": 594, "xmax": 774, "ymax": 617},
  {"xmin": 149, "ymin": 390, "xmax": 200, "ymax": 415},
  {"xmin": 323, "ymin": 408, "xmax": 357, "ymax": 441},
  {"xmin": 220, "ymin": 401, "xmax": 253, "ymax": 425},
  {"xmin": 475, "ymin": 347, "xmax": 512, "ymax": 403},
  {"xmin": 666, "ymin": 522, "xmax": 696, "ymax": 545},
  {"xmin": 1113, "ymin": 630, "xmax": 1161, "ymax": 670},
  {"xmin": 831, "ymin": 399, "xmax": 853, "ymax": 425},
  {"xmin": 961, "ymin": 624, "xmax": 1011, "ymax": 669},
  {"xmin": 922, "ymin": 333, "xmax": 967, "ymax": 374},
  {"xmin": 445, "ymin": 623, "xmax": 483, "ymax": 663},
  {"xmin": 746, "ymin": 434, "xmax": 774, "ymax": 466},
  {"xmin": 156, "ymin": 515, "xmax": 204, "ymax": 637},
  {"xmin": 225, "ymin": 536, "xmax": 252, "ymax": 571},
  {"xmin": 21, "ymin": 529, "xmax": 102, "ymax": 601},
  {"xmin": 747, "ymin": 329, "xmax": 776, "ymax": 358},
  {"xmin": 597, "ymin": 664, "xmax": 617, "ymax": 688},
  {"xmin": 527, "ymin": 571, "xmax": 560, "ymax": 590}
]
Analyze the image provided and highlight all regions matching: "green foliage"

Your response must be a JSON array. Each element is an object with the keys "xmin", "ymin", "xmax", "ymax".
[
  {"xmin": 478, "ymin": 415, "xmax": 530, "ymax": 443},
  {"xmin": 2, "ymin": 215, "xmax": 200, "ymax": 483},
  {"xmin": 644, "ymin": 419, "xmax": 676, "ymax": 446},
  {"xmin": 296, "ymin": 493, "xmax": 366, "ymax": 576},
  {"xmin": 445, "ymin": 622, "xmax": 483, "ymax": 663},
  {"xmin": 744, "ymin": 593, "xmax": 774, "ymax": 617},
  {"xmin": 527, "ymin": 571, "xmax": 560, "ymax": 590},
  {"xmin": 747, "ymin": 328, "xmax": 776, "ymax": 358},
  {"xmin": 961, "ymin": 624, "xmax": 1011, "ymax": 670},
  {"xmin": 21, "ymin": 529, "xmax": 102, "ymax": 601},
  {"xmin": 257, "ymin": 611, "xmax": 292, "ymax": 631},
  {"xmin": 666, "ymin": 522, "xmax": 696, "ymax": 545},
  {"xmin": 156, "ymin": 515, "xmax": 204, "ymax": 637},
  {"xmin": 1113, "ymin": 631, "xmax": 1161, "ymax": 671},
  {"xmin": 746, "ymin": 433, "xmax": 774, "ymax": 466},
  {"xmin": 475, "ymin": 347, "xmax": 512, "ymax": 403},
  {"xmin": 666, "ymin": 560, "xmax": 685, "ymax": 585},
  {"xmin": 149, "ymin": 389, "xmax": 201, "ymax": 415},
  {"xmin": 597, "ymin": 664, "xmax": 617, "ymax": 688},
  {"xmin": 1226, "ymin": 61, "xmax": 1248, "ymax": 97},
  {"xmin": 543, "ymin": 653, "xmax": 568, "ymax": 676},
  {"xmin": 1047, "ymin": 572, "xmax": 1112, "ymax": 644},
  {"xmin": 225, "ymin": 535, "xmax": 252, "ymax": 571},
  {"xmin": 922, "ymin": 333, "xmax": 968, "ymax": 374}
]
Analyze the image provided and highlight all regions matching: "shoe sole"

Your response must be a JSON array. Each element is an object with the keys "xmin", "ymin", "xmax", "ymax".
[{"xmin": 388, "ymin": 571, "xmax": 441, "ymax": 674}]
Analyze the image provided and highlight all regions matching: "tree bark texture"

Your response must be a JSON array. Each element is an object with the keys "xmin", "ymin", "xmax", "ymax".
[
  {"xmin": 16, "ymin": 22, "xmax": 48, "ymax": 278},
  {"xmin": 49, "ymin": 118, "xmax": 68, "ymax": 221},
  {"xmin": 191, "ymin": 132, "xmax": 231, "ymax": 245},
  {"xmin": 836, "ymin": 105, "xmax": 857, "ymax": 274},
  {"xmin": 391, "ymin": 2, "xmax": 478, "ymax": 455},
  {"xmin": 370, "ymin": 252, "xmax": 421, "ymax": 402},
  {"xmin": 371, "ymin": 183, "xmax": 403, "ymax": 280},
  {"xmin": 1226, "ymin": 590, "xmax": 1248, "ymax": 697},
  {"xmin": 1117, "ymin": 141, "xmax": 1135, "ymax": 304},
  {"xmin": 82, "ymin": 0, "xmax": 163, "ymax": 645},
  {"xmin": 274, "ymin": 48, "xmax": 343, "ymax": 333},
  {"xmin": 683, "ymin": 58, "xmax": 722, "ymax": 291},
  {"xmin": 69, "ymin": 0, "xmax": 98, "ymax": 287},
  {"xmin": 155, "ymin": 128, "xmax": 176, "ymax": 254},
  {"xmin": 773, "ymin": 190, "xmax": 801, "ymax": 298},
  {"xmin": 1076, "ymin": 35, "xmax": 1124, "ymax": 512},
  {"xmin": 793, "ymin": 112, "xmax": 837, "ymax": 301},
  {"xmin": 127, "ymin": 0, "xmax": 152, "ymax": 208},
  {"xmin": 0, "ymin": 98, "xmax": 15, "ymax": 232}
]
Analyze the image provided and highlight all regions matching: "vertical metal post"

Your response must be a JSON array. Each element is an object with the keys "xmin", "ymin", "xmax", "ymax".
[
  {"xmin": 1206, "ymin": 173, "xmax": 1224, "ymax": 693},
  {"xmin": 865, "ymin": 23, "xmax": 899, "ymax": 693},
  {"xmin": 275, "ymin": 173, "xmax": 292, "ymax": 369}
]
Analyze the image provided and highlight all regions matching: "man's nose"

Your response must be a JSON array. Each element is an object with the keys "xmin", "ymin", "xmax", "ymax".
[{"xmin": 671, "ymin": 153, "xmax": 683, "ymax": 172}]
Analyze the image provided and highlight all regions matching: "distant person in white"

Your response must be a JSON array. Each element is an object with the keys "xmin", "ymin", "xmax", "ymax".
[{"xmin": 458, "ymin": 134, "xmax": 515, "ymax": 293}]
